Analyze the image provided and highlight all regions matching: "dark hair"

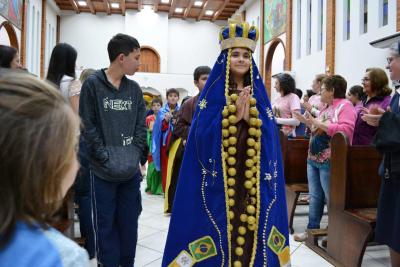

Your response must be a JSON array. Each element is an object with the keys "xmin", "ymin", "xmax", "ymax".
[
  {"xmin": 0, "ymin": 45, "xmax": 18, "ymax": 68},
  {"xmin": 166, "ymin": 88, "xmax": 180, "ymax": 98},
  {"xmin": 322, "ymin": 75, "xmax": 347, "ymax": 99},
  {"xmin": 366, "ymin": 68, "xmax": 392, "ymax": 97},
  {"xmin": 295, "ymin": 88, "xmax": 303, "ymax": 99},
  {"xmin": 0, "ymin": 73, "xmax": 79, "ymax": 248},
  {"xmin": 348, "ymin": 85, "xmax": 365, "ymax": 100},
  {"xmin": 151, "ymin": 98, "xmax": 163, "ymax": 106},
  {"xmin": 306, "ymin": 89, "xmax": 316, "ymax": 98},
  {"xmin": 193, "ymin": 66, "xmax": 211, "ymax": 81},
  {"xmin": 315, "ymin": 74, "xmax": 327, "ymax": 83},
  {"xmin": 108, "ymin": 34, "xmax": 140, "ymax": 62},
  {"xmin": 181, "ymin": 96, "xmax": 191, "ymax": 106},
  {"xmin": 46, "ymin": 43, "xmax": 77, "ymax": 87},
  {"xmin": 275, "ymin": 73, "xmax": 296, "ymax": 96}
]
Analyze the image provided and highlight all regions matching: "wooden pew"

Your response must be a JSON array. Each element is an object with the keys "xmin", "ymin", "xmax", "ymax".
[
  {"xmin": 306, "ymin": 132, "xmax": 382, "ymax": 267},
  {"xmin": 279, "ymin": 131, "xmax": 309, "ymax": 234}
]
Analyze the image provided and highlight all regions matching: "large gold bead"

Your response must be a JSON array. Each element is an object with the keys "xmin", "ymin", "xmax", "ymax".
[
  {"xmin": 251, "ymin": 177, "xmax": 257, "ymax": 184},
  {"xmin": 238, "ymin": 226, "xmax": 247, "ymax": 235},
  {"xmin": 240, "ymin": 213, "xmax": 248, "ymax": 223},
  {"xmin": 229, "ymin": 211, "xmax": 235, "ymax": 219},
  {"xmin": 235, "ymin": 247, "xmax": 244, "ymax": 256},
  {"xmin": 228, "ymin": 104, "xmax": 236, "ymax": 113},
  {"xmin": 250, "ymin": 107, "xmax": 259, "ymax": 116},
  {"xmin": 254, "ymin": 142, "xmax": 261, "ymax": 151},
  {"xmin": 250, "ymin": 118, "xmax": 257, "ymax": 126},
  {"xmin": 228, "ymin": 198, "xmax": 235, "ymax": 207},
  {"xmin": 223, "ymin": 139, "xmax": 229, "ymax": 148},
  {"xmin": 257, "ymin": 119, "xmax": 263, "ymax": 127},
  {"xmin": 250, "ymin": 197, "xmax": 257, "ymax": 205},
  {"xmin": 250, "ymin": 97, "xmax": 257, "ymax": 106},
  {"xmin": 247, "ymin": 148, "xmax": 256, "ymax": 157},
  {"xmin": 233, "ymin": 261, "xmax": 242, "ymax": 267},
  {"xmin": 248, "ymin": 127, "xmax": 257, "ymax": 136},
  {"xmin": 228, "ymin": 147, "xmax": 237, "ymax": 155},
  {"xmin": 229, "ymin": 126, "xmax": 237, "ymax": 134},
  {"xmin": 245, "ymin": 159, "xmax": 254, "ymax": 167},
  {"xmin": 222, "ymin": 129, "xmax": 229, "ymax": 137},
  {"xmin": 247, "ymin": 138, "xmax": 255, "ymax": 146},
  {"xmin": 228, "ymin": 224, "xmax": 233, "ymax": 231},
  {"xmin": 255, "ymin": 129, "xmax": 262, "ymax": 138},
  {"xmin": 229, "ymin": 136, "xmax": 237, "ymax": 145},
  {"xmin": 247, "ymin": 215, "xmax": 256, "ymax": 224},
  {"xmin": 222, "ymin": 108, "xmax": 229, "ymax": 117},
  {"xmin": 227, "ymin": 157, "xmax": 236, "ymax": 166},
  {"xmin": 237, "ymin": 236, "xmax": 245, "ymax": 246},
  {"xmin": 250, "ymin": 187, "xmax": 257, "ymax": 195},
  {"xmin": 245, "ymin": 170, "xmax": 253, "ymax": 179},
  {"xmin": 247, "ymin": 205, "xmax": 256, "ymax": 214},
  {"xmin": 228, "ymin": 168, "xmax": 236, "ymax": 176},
  {"xmin": 228, "ymin": 115, "xmax": 237, "ymax": 124},
  {"xmin": 227, "ymin": 178, "xmax": 236, "ymax": 186},
  {"xmin": 248, "ymin": 223, "xmax": 256, "ymax": 231},
  {"xmin": 231, "ymin": 94, "xmax": 238, "ymax": 102},
  {"xmin": 244, "ymin": 180, "xmax": 253, "ymax": 189},
  {"xmin": 228, "ymin": 188, "xmax": 235, "ymax": 197},
  {"xmin": 222, "ymin": 119, "xmax": 229, "ymax": 128}
]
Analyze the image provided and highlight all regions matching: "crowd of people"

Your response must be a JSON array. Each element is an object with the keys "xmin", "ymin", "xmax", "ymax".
[{"xmin": 0, "ymin": 18, "xmax": 399, "ymax": 267}]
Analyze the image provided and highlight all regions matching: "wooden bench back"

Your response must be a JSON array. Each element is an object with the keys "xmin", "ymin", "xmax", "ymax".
[
  {"xmin": 330, "ymin": 132, "xmax": 382, "ymax": 211},
  {"xmin": 279, "ymin": 131, "xmax": 309, "ymax": 184}
]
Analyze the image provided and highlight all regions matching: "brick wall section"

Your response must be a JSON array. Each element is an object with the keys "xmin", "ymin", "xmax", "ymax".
[
  {"xmin": 40, "ymin": 0, "xmax": 46, "ymax": 78},
  {"xmin": 259, "ymin": 0, "xmax": 265, "ymax": 78},
  {"xmin": 285, "ymin": 0, "xmax": 292, "ymax": 71},
  {"xmin": 326, "ymin": 0, "xmax": 336, "ymax": 75},
  {"xmin": 20, "ymin": 0, "xmax": 27, "ymax": 67},
  {"xmin": 397, "ymin": 0, "xmax": 400, "ymax": 31}
]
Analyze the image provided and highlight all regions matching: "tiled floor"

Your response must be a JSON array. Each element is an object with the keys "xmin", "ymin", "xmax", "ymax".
[{"xmin": 89, "ymin": 183, "xmax": 391, "ymax": 266}]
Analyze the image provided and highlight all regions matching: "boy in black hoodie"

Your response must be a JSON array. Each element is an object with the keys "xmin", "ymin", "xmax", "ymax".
[{"xmin": 79, "ymin": 34, "xmax": 146, "ymax": 267}]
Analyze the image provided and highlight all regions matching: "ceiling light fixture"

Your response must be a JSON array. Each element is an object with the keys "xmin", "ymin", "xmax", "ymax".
[
  {"xmin": 161, "ymin": 0, "xmax": 169, "ymax": 3},
  {"xmin": 205, "ymin": 10, "xmax": 213, "ymax": 16},
  {"xmin": 142, "ymin": 5, "xmax": 153, "ymax": 11},
  {"xmin": 175, "ymin": 7, "xmax": 184, "ymax": 13},
  {"xmin": 194, "ymin": 1, "xmax": 202, "ymax": 6},
  {"xmin": 77, "ymin": 1, "xmax": 87, "ymax": 6},
  {"xmin": 110, "ymin": 2, "xmax": 119, "ymax": 8}
]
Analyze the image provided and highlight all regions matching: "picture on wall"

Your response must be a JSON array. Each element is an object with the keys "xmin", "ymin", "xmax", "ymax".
[
  {"xmin": 0, "ymin": 0, "xmax": 23, "ymax": 29},
  {"xmin": 264, "ymin": 0, "xmax": 287, "ymax": 44}
]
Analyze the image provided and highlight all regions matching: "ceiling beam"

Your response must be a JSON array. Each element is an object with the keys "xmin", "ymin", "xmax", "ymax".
[
  {"xmin": 168, "ymin": 0, "xmax": 177, "ymax": 18},
  {"xmin": 212, "ymin": 0, "xmax": 229, "ymax": 21},
  {"xmin": 121, "ymin": 0, "xmax": 126, "ymax": 15},
  {"xmin": 87, "ymin": 0, "xmax": 95, "ymax": 13},
  {"xmin": 183, "ymin": 0, "xmax": 195, "ymax": 19},
  {"xmin": 197, "ymin": 0, "xmax": 208, "ymax": 21},
  {"xmin": 137, "ymin": 0, "xmax": 142, "ymax": 10},
  {"xmin": 103, "ymin": 0, "xmax": 111, "ymax": 14},
  {"xmin": 68, "ymin": 0, "xmax": 80, "ymax": 13}
]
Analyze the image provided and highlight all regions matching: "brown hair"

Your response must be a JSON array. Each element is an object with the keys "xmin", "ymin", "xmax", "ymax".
[
  {"xmin": 79, "ymin": 68, "xmax": 96, "ymax": 83},
  {"xmin": 322, "ymin": 75, "xmax": 347, "ymax": 99},
  {"xmin": 166, "ymin": 88, "xmax": 180, "ymax": 98},
  {"xmin": 315, "ymin": 74, "xmax": 327, "ymax": 83},
  {"xmin": 0, "ymin": 73, "xmax": 80, "ymax": 247},
  {"xmin": 366, "ymin": 68, "xmax": 392, "ymax": 97}
]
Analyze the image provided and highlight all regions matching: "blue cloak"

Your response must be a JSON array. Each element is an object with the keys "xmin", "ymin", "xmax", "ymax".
[{"xmin": 162, "ymin": 50, "xmax": 290, "ymax": 267}]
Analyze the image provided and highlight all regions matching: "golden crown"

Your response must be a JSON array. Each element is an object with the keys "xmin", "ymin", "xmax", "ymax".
[{"xmin": 219, "ymin": 16, "xmax": 259, "ymax": 52}]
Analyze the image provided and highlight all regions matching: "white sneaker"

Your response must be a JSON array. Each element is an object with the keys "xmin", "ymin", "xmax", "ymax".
[{"xmin": 293, "ymin": 232, "xmax": 308, "ymax": 242}]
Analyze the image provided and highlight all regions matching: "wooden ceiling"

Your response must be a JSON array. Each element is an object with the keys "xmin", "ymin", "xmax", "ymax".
[{"xmin": 55, "ymin": 0, "xmax": 245, "ymax": 21}]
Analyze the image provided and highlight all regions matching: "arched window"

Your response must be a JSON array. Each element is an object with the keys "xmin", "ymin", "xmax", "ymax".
[
  {"xmin": 138, "ymin": 46, "xmax": 160, "ymax": 73},
  {"xmin": 0, "ymin": 21, "xmax": 19, "ymax": 50}
]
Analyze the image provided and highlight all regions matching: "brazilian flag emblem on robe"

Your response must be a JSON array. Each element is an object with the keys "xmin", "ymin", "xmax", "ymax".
[
  {"xmin": 188, "ymin": 236, "xmax": 217, "ymax": 262},
  {"xmin": 268, "ymin": 226, "xmax": 286, "ymax": 255}
]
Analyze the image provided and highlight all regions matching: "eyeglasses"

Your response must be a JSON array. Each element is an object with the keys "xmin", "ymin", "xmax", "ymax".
[{"xmin": 361, "ymin": 77, "xmax": 370, "ymax": 83}]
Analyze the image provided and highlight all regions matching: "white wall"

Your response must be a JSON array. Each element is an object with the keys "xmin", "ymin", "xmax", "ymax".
[
  {"xmin": 335, "ymin": 0, "xmax": 397, "ymax": 88},
  {"xmin": 60, "ymin": 11, "xmax": 223, "ymax": 96},
  {"xmin": 291, "ymin": 0, "xmax": 326, "ymax": 91},
  {"xmin": 60, "ymin": 12, "xmax": 124, "ymax": 70},
  {"xmin": 44, "ymin": 1, "xmax": 58, "ymax": 70},
  {"xmin": 25, "ymin": 0, "xmax": 43, "ymax": 76},
  {"xmin": 167, "ymin": 18, "xmax": 220, "ymax": 74}
]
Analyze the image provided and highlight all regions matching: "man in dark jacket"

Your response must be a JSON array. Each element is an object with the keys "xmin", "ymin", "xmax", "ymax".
[{"xmin": 79, "ymin": 33, "xmax": 146, "ymax": 267}]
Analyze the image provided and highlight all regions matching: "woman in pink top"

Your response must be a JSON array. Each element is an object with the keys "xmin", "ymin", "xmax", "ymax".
[
  {"xmin": 302, "ymin": 74, "xmax": 328, "ymax": 117},
  {"xmin": 293, "ymin": 75, "xmax": 357, "ymax": 241},
  {"xmin": 273, "ymin": 73, "xmax": 301, "ymax": 136}
]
